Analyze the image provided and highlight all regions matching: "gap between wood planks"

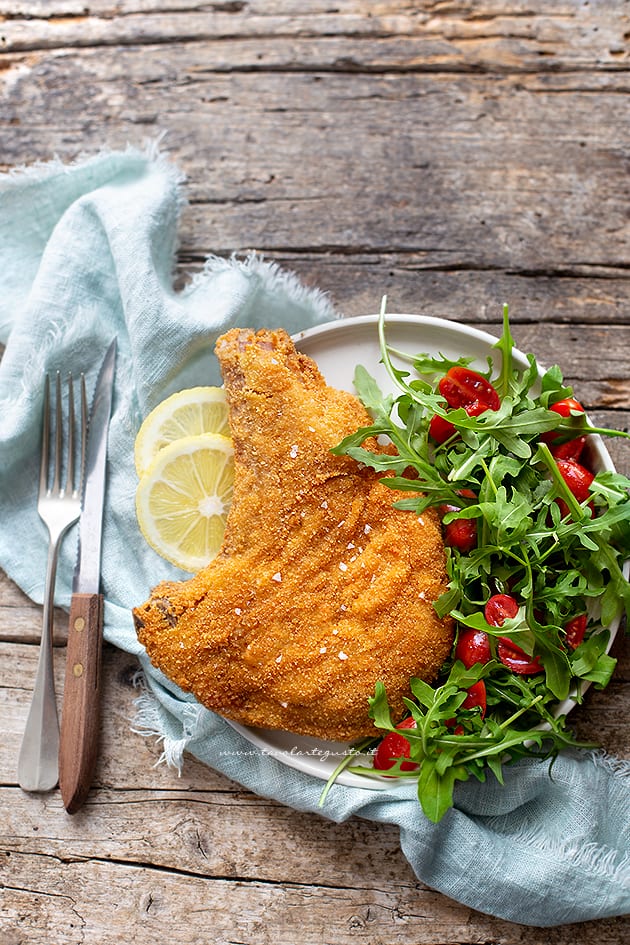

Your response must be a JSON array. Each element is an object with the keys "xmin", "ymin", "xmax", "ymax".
[{"xmin": 3, "ymin": 843, "xmax": 418, "ymax": 895}]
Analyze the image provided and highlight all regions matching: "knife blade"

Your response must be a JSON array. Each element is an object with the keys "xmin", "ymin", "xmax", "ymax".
[{"xmin": 59, "ymin": 339, "xmax": 116, "ymax": 814}]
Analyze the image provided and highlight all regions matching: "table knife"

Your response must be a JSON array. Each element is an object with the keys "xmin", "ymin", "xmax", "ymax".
[{"xmin": 58, "ymin": 339, "xmax": 116, "ymax": 814}]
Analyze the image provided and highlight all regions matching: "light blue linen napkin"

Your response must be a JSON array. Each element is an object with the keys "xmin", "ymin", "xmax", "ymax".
[{"xmin": 1, "ymin": 145, "xmax": 628, "ymax": 927}]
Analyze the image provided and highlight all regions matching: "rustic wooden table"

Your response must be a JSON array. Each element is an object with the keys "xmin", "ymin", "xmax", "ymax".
[{"xmin": 1, "ymin": 2, "xmax": 629, "ymax": 943}]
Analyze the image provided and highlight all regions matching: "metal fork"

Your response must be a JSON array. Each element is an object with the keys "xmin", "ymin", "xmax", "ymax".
[{"xmin": 18, "ymin": 372, "xmax": 87, "ymax": 792}]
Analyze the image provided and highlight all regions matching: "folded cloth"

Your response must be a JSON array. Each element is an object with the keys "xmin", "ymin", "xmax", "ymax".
[{"xmin": 1, "ymin": 145, "xmax": 628, "ymax": 927}]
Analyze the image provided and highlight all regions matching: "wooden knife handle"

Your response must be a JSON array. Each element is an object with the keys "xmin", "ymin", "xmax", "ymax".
[{"xmin": 59, "ymin": 592, "xmax": 103, "ymax": 814}]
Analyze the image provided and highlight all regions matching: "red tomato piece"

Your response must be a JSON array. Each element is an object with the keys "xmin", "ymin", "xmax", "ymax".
[
  {"xmin": 373, "ymin": 718, "xmax": 419, "ymax": 772},
  {"xmin": 458, "ymin": 488, "xmax": 477, "ymax": 499},
  {"xmin": 556, "ymin": 497, "xmax": 596, "ymax": 520},
  {"xmin": 455, "ymin": 628, "xmax": 492, "ymax": 668},
  {"xmin": 429, "ymin": 413, "xmax": 456, "ymax": 443},
  {"xmin": 550, "ymin": 436, "xmax": 586, "ymax": 462},
  {"xmin": 565, "ymin": 613, "xmax": 588, "ymax": 649},
  {"xmin": 465, "ymin": 400, "xmax": 492, "ymax": 418},
  {"xmin": 497, "ymin": 637, "xmax": 544, "ymax": 674},
  {"xmin": 429, "ymin": 400, "xmax": 494, "ymax": 444},
  {"xmin": 443, "ymin": 517, "xmax": 477, "ymax": 553},
  {"xmin": 542, "ymin": 398, "xmax": 585, "ymax": 447},
  {"xmin": 556, "ymin": 459, "xmax": 594, "ymax": 502},
  {"xmin": 484, "ymin": 593, "xmax": 519, "ymax": 627},
  {"xmin": 551, "ymin": 397, "xmax": 584, "ymax": 418},
  {"xmin": 462, "ymin": 680, "xmax": 487, "ymax": 717},
  {"xmin": 447, "ymin": 681, "xmax": 487, "ymax": 734},
  {"xmin": 439, "ymin": 367, "xmax": 500, "ymax": 412}
]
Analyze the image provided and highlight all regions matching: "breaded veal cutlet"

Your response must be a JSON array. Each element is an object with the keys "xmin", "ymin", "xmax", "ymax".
[{"xmin": 133, "ymin": 327, "xmax": 453, "ymax": 741}]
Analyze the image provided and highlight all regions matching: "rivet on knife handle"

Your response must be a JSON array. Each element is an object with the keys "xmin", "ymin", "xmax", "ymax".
[{"xmin": 59, "ymin": 592, "xmax": 103, "ymax": 813}]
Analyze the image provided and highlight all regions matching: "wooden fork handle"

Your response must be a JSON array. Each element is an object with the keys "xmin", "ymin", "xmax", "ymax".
[{"xmin": 59, "ymin": 592, "xmax": 103, "ymax": 814}]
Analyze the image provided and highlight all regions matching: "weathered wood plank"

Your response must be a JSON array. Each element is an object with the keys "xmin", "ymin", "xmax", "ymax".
[
  {"xmin": 2, "ymin": 59, "xmax": 630, "ymax": 278},
  {"xmin": 0, "ymin": 786, "xmax": 413, "ymax": 889},
  {"xmin": 2, "ymin": 849, "xmax": 629, "ymax": 945},
  {"xmin": 252, "ymin": 254, "xmax": 630, "ymax": 327},
  {"xmin": 1, "ymin": 0, "xmax": 628, "ymax": 79}
]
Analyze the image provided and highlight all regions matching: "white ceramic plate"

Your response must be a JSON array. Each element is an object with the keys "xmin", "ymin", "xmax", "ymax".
[{"xmin": 226, "ymin": 314, "xmax": 623, "ymax": 789}]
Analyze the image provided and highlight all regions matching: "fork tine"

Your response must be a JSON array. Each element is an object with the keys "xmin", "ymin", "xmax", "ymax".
[
  {"xmin": 65, "ymin": 374, "xmax": 75, "ymax": 496},
  {"xmin": 53, "ymin": 371, "xmax": 62, "ymax": 495},
  {"xmin": 39, "ymin": 375, "xmax": 50, "ymax": 498},
  {"xmin": 78, "ymin": 374, "xmax": 87, "ymax": 498}
]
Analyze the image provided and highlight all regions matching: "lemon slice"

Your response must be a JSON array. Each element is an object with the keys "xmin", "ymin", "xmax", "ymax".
[
  {"xmin": 136, "ymin": 433, "xmax": 234, "ymax": 572},
  {"xmin": 134, "ymin": 387, "xmax": 229, "ymax": 477}
]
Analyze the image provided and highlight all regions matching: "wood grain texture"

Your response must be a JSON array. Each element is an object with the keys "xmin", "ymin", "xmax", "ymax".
[{"xmin": 1, "ymin": 1, "xmax": 629, "ymax": 942}]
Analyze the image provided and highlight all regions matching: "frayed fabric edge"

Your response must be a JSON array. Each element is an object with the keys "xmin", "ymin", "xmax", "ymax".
[
  {"xmin": 589, "ymin": 747, "xmax": 630, "ymax": 779},
  {"xmin": 0, "ymin": 132, "xmax": 182, "ymax": 191},
  {"xmin": 184, "ymin": 250, "xmax": 340, "ymax": 324},
  {"xmin": 130, "ymin": 669, "xmax": 218, "ymax": 776},
  {"xmin": 130, "ymin": 674, "xmax": 186, "ymax": 775}
]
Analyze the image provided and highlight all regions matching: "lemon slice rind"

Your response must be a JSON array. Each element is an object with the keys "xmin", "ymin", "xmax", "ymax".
[{"xmin": 134, "ymin": 386, "xmax": 229, "ymax": 477}]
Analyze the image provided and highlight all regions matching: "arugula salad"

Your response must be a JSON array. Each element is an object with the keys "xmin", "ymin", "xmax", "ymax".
[{"xmin": 321, "ymin": 300, "xmax": 630, "ymax": 822}]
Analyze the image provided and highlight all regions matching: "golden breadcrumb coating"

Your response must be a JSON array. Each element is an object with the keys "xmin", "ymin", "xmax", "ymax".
[{"xmin": 133, "ymin": 327, "xmax": 453, "ymax": 741}]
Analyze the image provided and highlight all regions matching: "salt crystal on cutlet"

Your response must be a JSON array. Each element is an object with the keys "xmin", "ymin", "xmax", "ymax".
[
  {"xmin": 338, "ymin": 562, "xmax": 348, "ymax": 572},
  {"xmin": 338, "ymin": 651, "xmax": 348, "ymax": 661},
  {"xmin": 272, "ymin": 572, "xmax": 282, "ymax": 582}
]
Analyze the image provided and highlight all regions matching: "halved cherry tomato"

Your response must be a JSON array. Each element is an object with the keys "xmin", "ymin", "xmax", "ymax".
[
  {"xmin": 556, "ymin": 458, "xmax": 594, "ymax": 503},
  {"xmin": 550, "ymin": 397, "xmax": 584, "ymax": 419},
  {"xmin": 551, "ymin": 436, "xmax": 587, "ymax": 462},
  {"xmin": 554, "ymin": 458, "xmax": 596, "ymax": 519},
  {"xmin": 483, "ymin": 594, "xmax": 543, "ymax": 674},
  {"xmin": 484, "ymin": 593, "xmax": 519, "ymax": 627},
  {"xmin": 543, "ymin": 398, "xmax": 586, "ymax": 458},
  {"xmin": 455, "ymin": 628, "xmax": 491, "ymax": 668},
  {"xmin": 429, "ymin": 400, "xmax": 492, "ymax": 444},
  {"xmin": 439, "ymin": 367, "xmax": 500, "ymax": 412},
  {"xmin": 556, "ymin": 497, "xmax": 595, "ymax": 520},
  {"xmin": 462, "ymin": 680, "xmax": 487, "ymax": 717},
  {"xmin": 447, "ymin": 680, "xmax": 487, "ymax": 734},
  {"xmin": 565, "ymin": 613, "xmax": 587, "ymax": 649},
  {"xmin": 443, "ymin": 516, "xmax": 477, "ymax": 553},
  {"xmin": 429, "ymin": 413, "xmax": 457, "ymax": 444},
  {"xmin": 497, "ymin": 637, "xmax": 544, "ymax": 675},
  {"xmin": 373, "ymin": 717, "xmax": 419, "ymax": 772}
]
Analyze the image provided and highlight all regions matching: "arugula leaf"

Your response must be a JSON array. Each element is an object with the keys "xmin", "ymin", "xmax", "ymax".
[
  {"xmin": 353, "ymin": 365, "xmax": 393, "ymax": 421},
  {"xmin": 418, "ymin": 760, "xmax": 469, "ymax": 823}
]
